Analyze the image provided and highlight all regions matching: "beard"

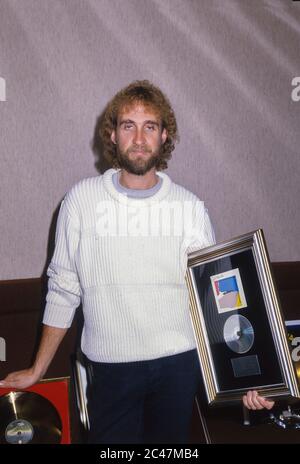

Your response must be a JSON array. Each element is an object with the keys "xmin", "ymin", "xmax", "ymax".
[{"xmin": 116, "ymin": 145, "xmax": 161, "ymax": 176}]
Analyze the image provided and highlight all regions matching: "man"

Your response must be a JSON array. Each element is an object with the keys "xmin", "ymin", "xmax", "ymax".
[{"xmin": 0, "ymin": 80, "xmax": 274, "ymax": 443}]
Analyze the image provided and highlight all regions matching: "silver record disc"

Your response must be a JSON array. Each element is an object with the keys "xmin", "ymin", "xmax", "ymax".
[{"xmin": 223, "ymin": 314, "xmax": 254, "ymax": 354}]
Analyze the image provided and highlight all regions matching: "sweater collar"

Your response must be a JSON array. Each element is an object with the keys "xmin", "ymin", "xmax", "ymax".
[{"xmin": 102, "ymin": 168, "xmax": 172, "ymax": 205}]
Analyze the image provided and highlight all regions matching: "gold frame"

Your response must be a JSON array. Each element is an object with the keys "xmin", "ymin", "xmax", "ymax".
[{"xmin": 185, "ymin": 229, "xmax": 300, "ymax": 404}]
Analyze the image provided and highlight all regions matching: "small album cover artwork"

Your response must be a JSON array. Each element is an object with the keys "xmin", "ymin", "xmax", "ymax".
[
  {"xmin": 0, "ymin": 377, "xmax": 70, "ymax": 444},
  {"xmin": 210, "ymin": 268, "xmax": 248, "ymax": 314}
]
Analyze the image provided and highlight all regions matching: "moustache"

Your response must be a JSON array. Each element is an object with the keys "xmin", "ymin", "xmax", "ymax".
[{"xmin": 129, "ymin": 146, "xmax": 152, "ymax": 154}]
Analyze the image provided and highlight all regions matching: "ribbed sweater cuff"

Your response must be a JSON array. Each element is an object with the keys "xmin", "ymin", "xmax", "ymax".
[{"xmin": 43, "ymin": 302, "xmax": 76, "ymax": 328}]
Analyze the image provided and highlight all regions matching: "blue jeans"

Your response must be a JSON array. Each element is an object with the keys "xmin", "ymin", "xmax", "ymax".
[{"xmin": 87, "ymin": 349, "xmax": 201, "ymax": 444}]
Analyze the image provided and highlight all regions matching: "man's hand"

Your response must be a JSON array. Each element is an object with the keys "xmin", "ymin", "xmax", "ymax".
[
  {"xmin": 243, "ymin": 390, "xmax": 275, "ymax": 410},
  {"xmin": 0, "ymin": 325, "xmax": 68, "ymax": 391},
  {"xmin": 0, "ymin": 367, "xmax": 41, "ymax": 390}
]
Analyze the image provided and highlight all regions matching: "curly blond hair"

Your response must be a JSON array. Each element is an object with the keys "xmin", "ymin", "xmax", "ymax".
[{"xmin": 98, "ymin": 80, "xmax": 179, "ymax": 170}]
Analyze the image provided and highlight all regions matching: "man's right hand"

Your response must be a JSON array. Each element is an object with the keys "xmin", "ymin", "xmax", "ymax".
[
  {"xmin": 0, "ymin": 325, "xmax": 68, "ymax": 391},
  {"xmin": 0, "ymin": 367, "xmax": 41, "ymax": 390}
]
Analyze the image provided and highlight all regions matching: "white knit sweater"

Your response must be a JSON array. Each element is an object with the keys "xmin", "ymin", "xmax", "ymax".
[{"xmin": 43, "ymin": 168, "xmax": 216, "ymax": 362}]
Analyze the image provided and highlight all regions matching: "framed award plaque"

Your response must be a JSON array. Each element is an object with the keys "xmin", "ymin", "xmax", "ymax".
[{"xmin": 186, "ymin": 229, "xmax": 300, "ymax": 405}]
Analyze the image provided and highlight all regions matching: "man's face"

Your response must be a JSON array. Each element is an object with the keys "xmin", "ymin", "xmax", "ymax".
[{"xmin": 110, "ymin": 103, "xmax": 167, "ymax": 176}]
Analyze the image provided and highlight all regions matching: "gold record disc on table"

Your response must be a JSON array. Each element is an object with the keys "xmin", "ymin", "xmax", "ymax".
[{"xmin": 0, "ymin": 391, "xmax": 62, "ymax": 444}]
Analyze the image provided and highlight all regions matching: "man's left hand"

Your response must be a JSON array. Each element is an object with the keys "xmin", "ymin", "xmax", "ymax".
[{"xmin": 243, "ymin": 390, "xmax": 275, "ymax": 410}]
